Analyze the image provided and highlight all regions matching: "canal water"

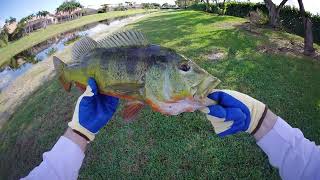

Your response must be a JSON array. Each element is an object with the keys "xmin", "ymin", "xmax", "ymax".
[{"xmin": 0, "ymin": 14, "xmax": 145, "ymax": 91}]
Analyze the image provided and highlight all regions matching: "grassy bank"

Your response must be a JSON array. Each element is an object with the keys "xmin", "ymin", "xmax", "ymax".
[
  {"xmin": 0, "ymin": 11, "xmax": 319, "ymax": 179},
  {"xmin": 0, "ymin": 9, "xmax": 149, "ymax": 67}
]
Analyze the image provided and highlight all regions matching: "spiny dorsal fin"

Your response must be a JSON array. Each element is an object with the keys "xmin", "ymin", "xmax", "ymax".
[
  {"xmin": 97, "ymin": 30, "xmax": 149, "ymax": 48},
  {"xmin": 72, "ymin": 36, "xmax": 97, "ymax": 61}
]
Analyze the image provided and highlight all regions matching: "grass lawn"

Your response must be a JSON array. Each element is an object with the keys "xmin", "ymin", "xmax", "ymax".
[
  {"xmin": 1, "ymin": 10, "xmax": 320, "ymax": 179},
  {"xmin": 0, "ymin": 9, "xmax": 149, "ymax": 67}
]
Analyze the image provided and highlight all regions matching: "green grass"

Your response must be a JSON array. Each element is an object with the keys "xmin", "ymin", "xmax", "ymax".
[
  {"xmin": 1, "ymin": 10, "xmax": 320, "ymax": 179},
  {"xmin": 0, "ymin": 9, "xmax": 149, "ymax": 67}
]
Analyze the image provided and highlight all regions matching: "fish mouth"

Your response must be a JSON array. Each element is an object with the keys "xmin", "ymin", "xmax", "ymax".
[{"xmin": 192, "ymin": 76, "xmax": 221, "ymax": 101}]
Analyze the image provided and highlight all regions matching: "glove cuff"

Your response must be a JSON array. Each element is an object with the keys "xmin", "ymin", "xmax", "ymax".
[
  {"xmin": 68, "ymin": 121, "xmax": 95, "ymax": 141},
  {"xmin": 250, "ymin": 106, "xmax": 268, "ymax": 135},
  {"xmin": 72, "ymin": 129, "xmax": 91, "ymax": 141},
  {"xmin": 246, "ymin": 99, "xmax": 267, "ymax": 133}
]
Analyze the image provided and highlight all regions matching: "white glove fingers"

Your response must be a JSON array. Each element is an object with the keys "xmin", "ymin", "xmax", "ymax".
[
  {"xmin": 206, "ymin": 115, "xmax": 225, "ymax": 122},
  {"xmin": 83, "ymin": 85, "xmax": 95, "ymax": 97},
  {"xmin": 213, "ymin": 121, "xmax": 233, "ymax": 134}
]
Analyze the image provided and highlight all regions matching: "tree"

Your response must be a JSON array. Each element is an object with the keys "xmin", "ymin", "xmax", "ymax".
[
  {"xmin": 101, "ymin": 4, "xmax": 110, "ymax": 12},
  {"xmin": 125, "ymin": 1, "xmax": 134, "ymax": 8},
  {"xmin": 205, "ymin": 0, "xmax": 210, "ymax": 11},
  {"xmin": 36, "ymin": 11, "xmax": 49, "ymax": 17},
  {"xmin": 0, "ymin": 30, "xmax": 9, "ymax": 48},
  {"xmin": 297, "ymin": 0, "xmax": 315, "ymax": 56},
  {"xmin": 5, "ymin": 17, "xmax": 16, "ymax": 24},
  {"xmin": 264, "ymin": 0, "xmax": 288, "ymax": 27},
  {"xmin": 212, "ymin": 0, "xmax": 228, "ymax": 15},
  {"xmin": 36, "ymin": 11, "xmax": 50, "ymax": 29},
  {"xmin": 162, "ymin": 3, "xmax": 169, "ymax": 7},
  {"xmin": 56, "ymin": 0, "xmax": 83, "ymax": 21}
]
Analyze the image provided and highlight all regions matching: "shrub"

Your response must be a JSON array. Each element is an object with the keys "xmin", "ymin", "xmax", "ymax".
[
  {"xmin": 0, "ymin": 30, "xmax": 9, "ymax": 48},
  {"xmin": 46, "ymin": 47, "xmax": 57, "ymax": 56},
  {"xmin": 142, "ymin": 3, "xmax": 156, "ymax": 9},
  {"xmin": 189, "ymin": 2, "xmax": 320, "ymax": 44},
  {"xmin": 188, "ymin": 3, "xmax": 206, "ymax": 11},
  {"xmin": 249, "ymin": 9, "xmax": 269, "ymax": 25},
  {"xmin": 114, "ymin": 6, "xmax": 127, "ymax": 11},
  {"xmin": 224, "ymin": 2, "xmax": 268, "ymax": 17}
]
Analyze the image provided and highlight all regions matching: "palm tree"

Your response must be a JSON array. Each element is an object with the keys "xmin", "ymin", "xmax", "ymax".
[
  {"xmin": 5, "ymin": 17, "xmax": 16, "ymax": 24},
  {"xmin": 25, "ymin": 14, "xmax": 35, "ymax": 33},
  {"xmin": 56, "ymin": 1, "xmax": 83, "ymax": 21},
  {"xmin": 36, "ymin": 11, "xmax": 50, "ymax": 28}
]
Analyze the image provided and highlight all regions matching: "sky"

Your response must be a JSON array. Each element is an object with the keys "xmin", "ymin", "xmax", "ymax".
[{"xmin": 0, "ymin": 0, "xmax": 319, "ymax": 27}]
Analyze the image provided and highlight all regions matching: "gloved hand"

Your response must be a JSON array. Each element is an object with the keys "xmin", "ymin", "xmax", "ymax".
[
  {"xmin": 201, "ymin": 90, "xmax": 267, "ymax": 137},
  {"xmin": 68, "ymin": 78, "xmax": 119, "ymax": 141}
]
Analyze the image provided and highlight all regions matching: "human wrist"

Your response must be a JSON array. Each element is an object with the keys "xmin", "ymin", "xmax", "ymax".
[
  {"xmin": 63, "ymin": 127, "xmax": 89, "ymax": 152},
  {"xmin": 253, "ymin": 110, "xmax": 278, "ymax": 141},
  {"xmin": 68, "ymin": 121, "xmax": 96, "ymax": 141}
]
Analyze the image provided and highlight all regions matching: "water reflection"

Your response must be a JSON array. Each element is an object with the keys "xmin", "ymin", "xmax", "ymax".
[{"xmin": 0, "ymin": 14, "xmax": 143, "ymax": 91}]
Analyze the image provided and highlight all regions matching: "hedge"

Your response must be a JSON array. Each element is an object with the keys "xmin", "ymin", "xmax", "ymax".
[{"xmin": 188, "ymin": 2, "xmax": 320, "ymax": 45}]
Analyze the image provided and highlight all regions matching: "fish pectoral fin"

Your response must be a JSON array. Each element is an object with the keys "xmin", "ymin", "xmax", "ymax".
[
  {"xmin": 122, "ymin": 101, "xmax": 145, "ymax": 122},
  {"xmin": 108, "ymin": 83, "xmax": 144, "ymax": 98},
  {"xmin": 75, "ymin": 82, "xmax": 86, "ymax": 93}
]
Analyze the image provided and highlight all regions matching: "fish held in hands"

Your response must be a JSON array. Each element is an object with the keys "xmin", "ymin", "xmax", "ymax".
[{"xmin": 53, "ymin": 30, "xmax": 220, "ymax": 121}]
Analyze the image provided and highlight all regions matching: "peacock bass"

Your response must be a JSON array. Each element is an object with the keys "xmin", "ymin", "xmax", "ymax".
[{"xmin": 53, "ymin": 30, "xmax": 220, "ymax": 121}]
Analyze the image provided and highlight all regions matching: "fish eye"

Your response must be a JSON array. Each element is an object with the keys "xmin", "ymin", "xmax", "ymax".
[{"xmin": 179, "ymin": 63, "xmax": 191, "ymax": 72}]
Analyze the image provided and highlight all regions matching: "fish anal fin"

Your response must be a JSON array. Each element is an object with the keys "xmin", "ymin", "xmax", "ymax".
[
  {"xmin": 122, "ymin": 101, "xmax": 144, "ymax": 122},
  {"xmin": 59, "ymin": 76, "xmax": 71, "ymax": 92},
  {"xmin": 75, "ymin": 82, "xmax": 86, "ymax": 93}
]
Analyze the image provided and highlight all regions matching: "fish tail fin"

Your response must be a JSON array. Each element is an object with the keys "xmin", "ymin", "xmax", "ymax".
[{"xmin": 53, "ymin": 56, "xmax": 71, "ymax": 92}]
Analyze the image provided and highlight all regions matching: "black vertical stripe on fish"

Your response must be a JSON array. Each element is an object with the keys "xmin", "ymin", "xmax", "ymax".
[{"xmin": 126, "ymin": 51, "xmax": 138, "ymax": 75}]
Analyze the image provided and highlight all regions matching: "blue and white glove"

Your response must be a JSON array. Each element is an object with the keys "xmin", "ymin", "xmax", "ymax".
[
  {"xmin": 68, "ymin": 78, "xmax": 119, "ymax": 141},
  {"xmin": 201, "ymin": 90, "xmax": 267, "ymax": 137}
]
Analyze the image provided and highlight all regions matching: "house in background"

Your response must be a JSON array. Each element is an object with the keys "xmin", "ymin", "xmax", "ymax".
[
  {"xmin": 55, "ymin": 7, "xmax": 84, "ymax": 23},
  {"xmin": 24, "ymin": 14, "xmax": 56, "ymax": 33},
  {"xmin": 4, "ymin": 22, "xmax": 17, "ymax": 34}
]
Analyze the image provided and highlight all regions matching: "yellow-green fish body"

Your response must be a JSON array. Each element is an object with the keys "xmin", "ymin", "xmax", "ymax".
[{"xmin": 53, "ymin": 31, "xmax": 220, "ymax": 120}]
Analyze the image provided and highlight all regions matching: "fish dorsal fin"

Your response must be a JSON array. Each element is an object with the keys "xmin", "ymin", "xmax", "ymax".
[
  {"xmin": 72, "ymin": 36, "xmax": 97, "ymax": 62},
  {"xmin": 97, "ymin": 30, "xmax": 149, "ymax": 48},
  {"xmin": 122, "ymin": 101, "xmax": 145, "ymax": 122}
]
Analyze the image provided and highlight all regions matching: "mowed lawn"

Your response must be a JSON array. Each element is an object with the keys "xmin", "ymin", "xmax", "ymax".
[
  {"xmin": 0, "ymin": 9, "xmax": 149, "ymax": 67},
  {"xmin": 1, "ymin": 10, "xmax": 320, "ymax": 179}
]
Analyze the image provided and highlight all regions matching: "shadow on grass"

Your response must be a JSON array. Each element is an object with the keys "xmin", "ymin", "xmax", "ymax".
[{"xmin": 131, "ymin": 11, "xmax": 261, "ymax": 61}]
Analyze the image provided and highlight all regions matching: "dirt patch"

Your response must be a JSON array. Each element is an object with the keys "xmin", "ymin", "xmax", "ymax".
[
  {"xmin": 207, "ymin": 48, "xmax": 227, "ymax": 61},
  {"xmin": 256, "ymin": 38, "xmax": 320, "ymax": 60},
  {"xmin": 238, "ymin": 23, "xmax": 320, "ymax": 61},
  {"xmin": 237, "ymin": 22, "xmax": 264, "ymax": 36}
]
